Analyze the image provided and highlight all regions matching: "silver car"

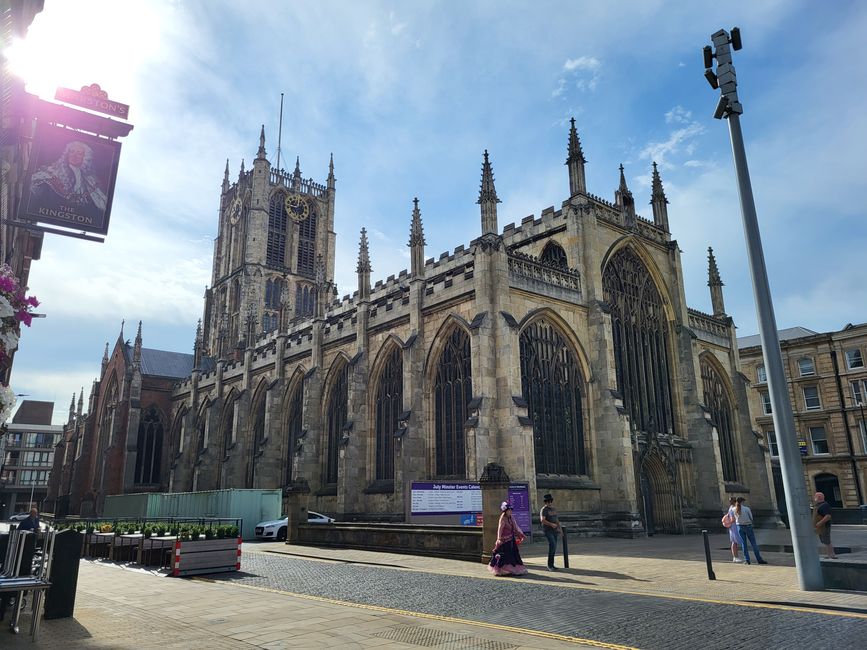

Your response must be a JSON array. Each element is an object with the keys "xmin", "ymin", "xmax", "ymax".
[{"xmin": 254, "ymin": 511, "xmax": 334, "ymax": 541}]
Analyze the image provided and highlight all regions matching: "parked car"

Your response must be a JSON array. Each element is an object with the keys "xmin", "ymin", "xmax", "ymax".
[{"xmin": 254, "ymin": 511, "xmax": 334, "ymax": 541}]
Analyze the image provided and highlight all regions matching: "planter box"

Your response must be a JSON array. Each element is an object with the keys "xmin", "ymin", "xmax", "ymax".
[{"xmin": 171, "ymin": 537, "xmax": 241, "ymax": 577}]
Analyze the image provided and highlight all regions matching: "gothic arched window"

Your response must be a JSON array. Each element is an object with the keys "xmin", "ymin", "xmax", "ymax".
[
  {"xmin": 701, "ymin": 358, "xmax": 738, "ymax": 482},
  {"xmin": 284, "ymin": 380, "xmax": 304, "ymax": 485},
  {"xmin": 134, "ymin": 406, "xmax": 163, "ymax": 485},
  {"xmin": 602, "ymin": 247, "xmax": 675, "ymax": 436},
  {"xmin": 325, "ymin": 362, "xmax": 349, "ymax": 484},
  {"xmin": 520, "ymin": 320, "xmax": 586, "ymax": 474},
  {"xmin": 374, "ymin": 347, "xmax": 402, "ymax": 481},
  {"xmin": 295, "ymin": 284, "xmax": 315, "ymax": 317},
  {"xmin": 541, "ymin": 241, "xmax": 568, "ymax": 269},
  {"xmin": 265, "ymin": 278, "xmax": 284, "ymax": 310},
  {"xmin": 247, "ymin": 390, "xmax": 267, "ymax": 487},
  {"xmin": 267, "ymin": 194, "xmax": 288, "ymax": 267},
  {"xmin": 434, "ymin": 327, "xmax": 472, "ymax": 477},
  {"xmin": 297, "ymin": 210, "xmax": 317, "ymax": 276}
]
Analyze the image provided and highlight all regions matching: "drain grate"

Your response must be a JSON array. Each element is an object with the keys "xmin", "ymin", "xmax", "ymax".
[{"xmin": 374, "ymin": 625, "xmax": 518, "ymax": 650}]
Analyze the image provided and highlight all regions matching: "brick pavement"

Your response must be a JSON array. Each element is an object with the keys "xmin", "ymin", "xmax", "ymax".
[
  {"xmin": 1, "ymin": 560, "xmax": 609, "ymax": 649},
  {"xmin": 264, "ymin": 528, "xmax": 867, "ymax": 612}
]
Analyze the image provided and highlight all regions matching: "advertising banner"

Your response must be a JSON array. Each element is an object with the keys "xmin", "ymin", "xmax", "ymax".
[
  {"xmin": 409, "ymin": 481, "xmax": 531, "ymax": 531},
  {"xmin": 21, "ymin": 123, "xmax": 121, "ymax": 235}
]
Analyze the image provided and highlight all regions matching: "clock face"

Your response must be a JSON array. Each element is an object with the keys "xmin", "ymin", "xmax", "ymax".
[
  {"xmin": 285, "ymin": 193, "xmax": 310, "ymax": 222},
  {"xmin": 229, "ymin": 198, "xmax": 243, "ymax": 225}
]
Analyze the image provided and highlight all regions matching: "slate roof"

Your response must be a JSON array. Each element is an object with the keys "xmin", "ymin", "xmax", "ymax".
[
  {"xmin": 123, "ymin": 344, "xmax": 194, "ymax": 379},
  {"xmin": 11, "ymin": 400, "xmax": 55, "ymax": 425},
  {"xmin": 737, "ymin": 326, "xmax": 819, "ymax": 350}
]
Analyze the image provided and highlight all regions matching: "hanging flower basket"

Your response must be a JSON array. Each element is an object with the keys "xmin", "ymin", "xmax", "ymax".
[{"xmin": 0, "ymin": 263, "xmax": 40, "ymax": 427}]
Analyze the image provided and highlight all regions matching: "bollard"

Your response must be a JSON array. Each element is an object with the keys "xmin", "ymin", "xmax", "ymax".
[
  {"xmin": 562, "ymin": 529, "xmax": 569, "ymax": 568},
  {"xmin": 702, "ymin": 529, "xmax": 716, "ymax": 580}
]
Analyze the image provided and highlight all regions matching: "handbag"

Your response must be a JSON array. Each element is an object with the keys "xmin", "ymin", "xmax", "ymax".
[{"xmin": 722, "ymin": 512, "xmax": 734, "ymax": 529}]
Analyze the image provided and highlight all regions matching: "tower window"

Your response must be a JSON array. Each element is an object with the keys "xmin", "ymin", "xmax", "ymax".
[
  {"xmin": 267, "ymin": 194, "xmax": 288, "ymax": 266},
  {"xmin": 297, "ymin": 210, "xmax": 317, "ymax": 276},
  {"xmin": 540, "ymin": 241, "xmax": 568, "ymax": 269}
]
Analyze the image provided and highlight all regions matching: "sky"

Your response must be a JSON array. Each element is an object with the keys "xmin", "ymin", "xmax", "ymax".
[{"xmin": 4, "ymin": 0, "xmax": 866, "ymax": 424}]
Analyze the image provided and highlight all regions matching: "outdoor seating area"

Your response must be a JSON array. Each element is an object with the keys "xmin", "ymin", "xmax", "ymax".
[{"xmin": 52, "ymin": 518, "xmax": 242, "ymax": 574}]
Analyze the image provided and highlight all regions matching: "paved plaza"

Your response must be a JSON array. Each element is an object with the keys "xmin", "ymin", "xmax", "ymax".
[{"xmin": 3, "ymin": 529, "xmax": 866, "ymax": 649}]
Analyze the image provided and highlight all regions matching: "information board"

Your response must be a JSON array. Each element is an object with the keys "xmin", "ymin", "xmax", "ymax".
[{"xmin": 409, "ymin": 481, "xmax": 531, "ymax": 531}]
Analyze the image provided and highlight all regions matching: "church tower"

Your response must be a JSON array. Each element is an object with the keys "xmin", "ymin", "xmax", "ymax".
[{"xmin": 201, "ymin": 127, "xmax": 337, "ymax": 357}]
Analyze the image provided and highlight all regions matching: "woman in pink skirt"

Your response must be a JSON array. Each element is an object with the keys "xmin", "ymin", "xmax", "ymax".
[{"xmin": 488, "ymin": 501, "xmax": 528, "ymax": 576}]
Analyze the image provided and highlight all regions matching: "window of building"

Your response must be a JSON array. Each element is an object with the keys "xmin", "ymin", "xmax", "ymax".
[
  {"xmin": 846, "ymin": 348, "xmax": 864, "ymax": 369},
  {"xmin": 602, "ymin": 246, "xmax": 675, "ymax": 437},
  {"xmin": 297, "ymin": 210, "xmax": 317, "ymax": 276},
  {"xmin": 521, "ymin": 320, "xmax": 587, "ymax": 476},
  {"xmin": 852, "ymin": 380, "xmax": 864, "ymax": 406},
  {"xmin": 859, "ymin": 420, "xmax": 867, "ymax": 455},
  {"xmin": 284, "ymin": 381, "xmax": 304, "ymax": 485},
  {"xmin": 803, "ymin": 386, "xmax": 821, "ymax": 411},
  {"xmin": 264, "ymin": 278, "xmax": 285, "ymax": 310},
  {"xmin": 134, "ymin": 406, "xmax": 163, "ymax": 485},
  {"xmin": 797, "ymin": 357, "xmax": 815, "ymax": 376},
  {"xmin": 434, "ymin": 327, "xmax": 472, "ymax": 478},
  {"xmin": 374, "ymin": 346, "xmax": 402, "ymax": 481},
  {"xmin": 247, "ymin": 390, "xmax": 267, "ymax": 488},
  {"xmin": 756, "ymin": 365, "xmax": 767, "ymax": 384},
  {"xmin": 766, "ymin": 430, "xmax": 778, "ymax": 457},
  {"xmin": 761, "ymin": 392, "xmax": 772, "ymax": 415},
  {"xmin": 540, "ymin": 241, "xmax": 568, "ymax": 269},
  {"xmin": 295, "ymin": 284, "xmax": 315, "ymax": 318},
  {"xmin": 325, "ymin": 362, "xmax": 349, "ymax": 485},
  {"xmin": 809, "ymin": 426, "xmax": 829, "ymax": 455},
  {"xmin": 267, "ymin": 194, "xmax": 288, "ymax": 267}
]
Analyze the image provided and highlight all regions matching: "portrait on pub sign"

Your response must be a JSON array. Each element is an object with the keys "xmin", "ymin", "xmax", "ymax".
[{"xmin": 22, "ymin": 123, "xmax": 121, "ymax": 235}]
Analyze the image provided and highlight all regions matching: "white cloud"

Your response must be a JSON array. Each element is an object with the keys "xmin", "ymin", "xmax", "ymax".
[
  {"xmin": 665, "ymin": 106, "xmax": 692, "ymax": 124},
  {"xmin": 563, "ymin": 56, "xmax": 600, "ymax": 72},
  {"xmin": 555, "ymin": 55, "xmax": 602, "ymax": 94}
]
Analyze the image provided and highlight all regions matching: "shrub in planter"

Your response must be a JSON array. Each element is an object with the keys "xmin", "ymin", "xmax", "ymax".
[
  {"xmin": 99, "ymin": 523, "xmax": 113, "ymax": 533},
  {"xmin": 228, "ymin": 525, "xmax": 240, "ymax": 539},
  {"xmin": 204, "ymin": 527, "xmax": 215, "ymax": 540}
]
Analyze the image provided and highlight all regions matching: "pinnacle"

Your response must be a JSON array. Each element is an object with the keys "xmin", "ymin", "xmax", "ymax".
[
  {"xmin": 477, "ymin": 150, "xmax": 501, "ymax": 205},
  {"xmin": 357, "ymin": 227, "xmax": 371, "ymax": 274}
]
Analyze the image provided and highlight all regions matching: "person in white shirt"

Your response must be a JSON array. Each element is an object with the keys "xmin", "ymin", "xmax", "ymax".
[{"xmin": 734, "ymin": 496, "xmax": 767, "ymax": 565}]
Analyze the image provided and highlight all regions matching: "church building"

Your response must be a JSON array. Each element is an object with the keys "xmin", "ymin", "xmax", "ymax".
[{"xmin": 48, "ymin": 120, "xmax": 779, "ymax": 535}]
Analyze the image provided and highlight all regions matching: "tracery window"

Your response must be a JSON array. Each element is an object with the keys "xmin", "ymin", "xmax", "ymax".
[
  {"xmin": 700, "ymin": 359, "xmax": 738, "ymax": 482},
  {"xmin": 374, "ymin": 347, "xmax": 402, "ymax": 481},
  {"xmin": 297, "ymin": 210, "xmax": 317, "ymax": 276},
  {"xmin": 540, "ymin": 241, "xmax": 568, "ymax": 269},
  {"xmin": 520, "ymin": 320, "xmax": 586, "ymax": 474},
  {"xmin": 434, "ymin": 327, "xmax": 472, "ymax": 477},
  {"xmin": 247, "ymin": 391, "xmax": 267, "ymax": 487},
  {"xmin": 602, "ymin": 247, "xmax": 675, "ymax": 436},
  {"xmin": 284, "ymin": 381, "xmax": 304, "ymax": 484},
  {"xmin": 265, "ymin": 278, "xmax": 284, "ymax": 310},
  {"xmin": 267, "ymin": 194, "xmax": 288, "ymax": 266},
  {"xmin": 295, "ymin": 284, "xmax": 315, "ymax": 317},
  {"xmin": 325, "ymin": 363, "xmax": 349, "ymax": 484},
  {"xmin": 134, "ymin": 406, "xmax": 163, "ymax": 485}
]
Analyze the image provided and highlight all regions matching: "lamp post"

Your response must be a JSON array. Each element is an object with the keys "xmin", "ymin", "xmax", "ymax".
[{"xmin": 703, "ymin": 28, "xmax": 823, "ymax": 590}]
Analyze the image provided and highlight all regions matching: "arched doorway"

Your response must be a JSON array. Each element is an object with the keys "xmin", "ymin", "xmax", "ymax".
[
  {"xmin": 814, "ymin": 473, "xmax": 842, "ymax": 508},
  {"xmin": 639, "ymin": 452, "xmax": 679, "ymax": 534}
]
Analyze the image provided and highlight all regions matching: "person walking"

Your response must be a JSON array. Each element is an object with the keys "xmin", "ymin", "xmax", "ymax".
[
  {"xmin": 540, "ymin": 493, "xmax": 561, "ymax": 571},
  {"xmin": 16, "ymin": 507, "xmax": 40, "ymax": 532},
  {"xmin": 813, "ymin": 491, "xmax": 838, "ymax": 559},
  {"xmin": 734, "ymin": 497, "xmax": 767, "ymax": 565},
  {"xmin": 722, "ymin": 497, "xmax": 743, "ymax": 563},
  {"xmin": 488, "ymin": 501, "xmax": 528, "ymax": 576}
]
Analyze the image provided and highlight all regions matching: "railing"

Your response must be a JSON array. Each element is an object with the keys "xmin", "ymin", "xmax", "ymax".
[
  {"xmin": 508, "ymin": 251, "xmax": 582, "ymax": 296},
  {"xmin": 269, "ymin": 169, "xmax": 327, "ymax": 198},
  {"xmin": 688, "ymin": 308, "xmax": 730, "ymax": 339}
]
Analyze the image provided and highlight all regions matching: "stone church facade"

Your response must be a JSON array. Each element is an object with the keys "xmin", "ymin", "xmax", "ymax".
[{"xmin": 49, "ymin": 120, "xmax": 778, "ymax": 535}]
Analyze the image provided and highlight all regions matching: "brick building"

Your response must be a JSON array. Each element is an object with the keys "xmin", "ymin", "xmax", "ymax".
[
  {"xmin": 738, "ymin": 323, "xmax": 867, "ymax": 514},
  {"xmin": 45, "ymin": 328, "xmax": 192, "ymax": 516},
  {"xmin": 49, "ymin": 121, "xmax": 779, "ymax": 535},
  {"xmin": 0, "ymin": 399, "xmax": 61, "ymax": 517}
]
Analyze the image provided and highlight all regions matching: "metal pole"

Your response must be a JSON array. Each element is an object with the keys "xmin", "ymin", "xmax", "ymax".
[
  {"xmin": 702, "ymin": 530, "xmax": 716, "ymax": 580},
  {"xmin": 705, "ymin": 28, "xmax": 823, "ymax": 590}
]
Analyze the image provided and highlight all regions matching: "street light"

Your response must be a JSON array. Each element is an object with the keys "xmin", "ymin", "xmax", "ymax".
[{"xmin": 704, "ymin": 28, "xmax": 824, "ymax": 591}]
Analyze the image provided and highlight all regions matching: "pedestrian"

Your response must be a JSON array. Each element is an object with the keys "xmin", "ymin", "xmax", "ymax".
[
  {"xmin": 488, "ymin": 501, "xmax": 528, "ymax": 576},
  {"xmin": 540, "ymin": 493, "xmax": 561, "ymax": 571},
  {"xmin": 722, "ymin": 497, "xmax": 743, "ymax": 563},
  {"xmin": 813, "ymin": 491, "xmax": 837, "ymax": 559},
  {"xmin": 733, "ymin": 497, "xmax": 767, "ymax": 565},
  {"xmin": 16, "ymin": 507, "xmax": 40, "ymax": 532}
]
